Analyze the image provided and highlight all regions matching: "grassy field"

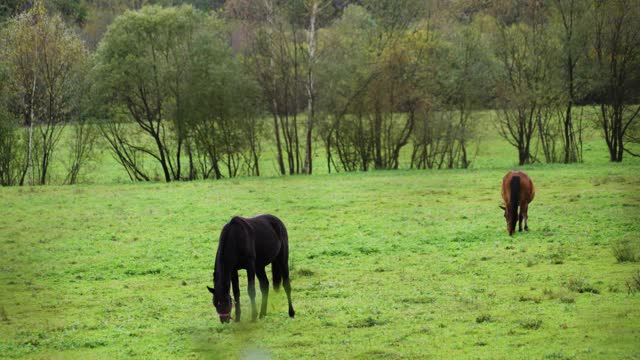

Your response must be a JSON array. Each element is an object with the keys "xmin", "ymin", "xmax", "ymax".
[{"xmin": 1, "ymin": 113, "xmax": 640, "ymax": 358}]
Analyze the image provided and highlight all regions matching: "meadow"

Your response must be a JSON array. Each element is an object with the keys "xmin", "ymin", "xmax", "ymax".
[{"xmin": 1, "ymin": 116, "xmax": 640, "ymax": 358}]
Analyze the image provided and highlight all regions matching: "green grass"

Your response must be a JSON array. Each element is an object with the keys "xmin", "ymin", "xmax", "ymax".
[
  {"xmin": 1, "ymin": 161, "xmax": 639, "ymax": 358},
  {"xmin": 1, "ymin": 110, "xmax": 640, "ymax": 358}
]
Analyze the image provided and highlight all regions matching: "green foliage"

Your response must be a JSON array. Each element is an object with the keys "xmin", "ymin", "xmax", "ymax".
[
  {"xmin": 0, "ymin": 63, "xmax": 21, "ymax": 186},
  {"xmin": 92, "ymin": 5, "xmax": 260, "ymax": 181},
  {"xmin": 0, "ymin": 111, "xmax": 22, "ymax": 186},
  {"xmin": 0, "ymin": 0, "xmax": 26, "ymax": 23},
  {"xmin": 0, "ymin": 0, "xmax": 87, "ymax": 24},
  {"xmin": 52, "ymin": 0, "xmax": 87, "ymax": 24},
  {"xmin": 317, "ymin": 4, "xmax": 374, "ymax": 114},
  {"xmin": 0, "ymin": 3, "xmax": 88, "ymax": 185}
]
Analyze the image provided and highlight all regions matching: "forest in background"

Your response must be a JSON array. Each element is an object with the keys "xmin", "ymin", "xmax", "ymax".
[{"xmin": 1, "ymin": 0, "xmax": 639, "ymax": 185}]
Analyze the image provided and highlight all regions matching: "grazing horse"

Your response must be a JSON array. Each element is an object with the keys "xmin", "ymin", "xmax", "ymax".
[
  {"xmin": 207, "ymin": 214, "xmax": 295, "ymax": 323},
  {"xmin": 500, "ymin": 170, "xmax": 535, "ymax": 236}
]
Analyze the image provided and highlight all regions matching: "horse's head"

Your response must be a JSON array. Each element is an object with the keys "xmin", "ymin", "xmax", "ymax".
[
  {"xmin": 207, "ymin": 285, "xmax": 232, "ymax": 323},
  {"xmin": 499, "ymin": 204, "xmax": 515, "ymax": 236}
]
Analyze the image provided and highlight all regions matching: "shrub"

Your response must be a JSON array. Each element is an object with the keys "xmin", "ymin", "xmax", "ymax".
[
  {"xmin": 519, "ymin": 318, "xmax": 542, "ymax": 330},
  {"xmin": 476, "ymin": 314, "xmax": 493, "ymax": 323},
  {"xmin": 611, "ymin": 239, "xmax": 638, "ymax": 263},
  {"xmin": 565, "ymin": 275, "xmax": 600, "ymax": 294},
  {"xmin": 626, "ymin": 270, "xmax": 640, "ymax": 294}
]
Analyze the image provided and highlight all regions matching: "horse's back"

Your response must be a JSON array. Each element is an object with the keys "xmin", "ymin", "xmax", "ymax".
[
  {"xmin": 502, "ymin": 170, "xmax": 534, "ymax": 203},
  {"xmin": 244, "ymin": 214, "xmax": 287, "ymax": 266}
]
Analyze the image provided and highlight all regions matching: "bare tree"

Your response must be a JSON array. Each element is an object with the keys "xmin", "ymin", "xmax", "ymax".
[
  {"xmin": 591, "ymin": 0, "xmax": 640, "ymax": 162},
  {"xmin": 64, "ymin": 118, "xmax": 98, "ymax": 185}
]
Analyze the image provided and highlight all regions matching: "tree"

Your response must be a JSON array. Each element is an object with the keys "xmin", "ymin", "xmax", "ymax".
[
  {"xmin": 301, "ymin": 0, "xmax": 334, "ymax": 175},
  {"xmin": 435, "ymin": 19, "xmax": 495, "ymax": 168},
  {"xmin": 0, "ymin": 0, "xmax": 87, "ymax": 25},
  {"xmin": 185, "ymin": 42, "xmax": 264, "ymax": 179},
  {"xmin": 65, "ymin": 65, "xmax": 98, "ymax": 185},
  {"xmin": 316, "ymin": 4, "xmax": 377, "ymax": 172},
  {"xmin": 624, "ymin": 120, "xmax": 640, "ymax": 157},
  {"xmin": 0, "ymin": 63, "xmax": 24, "ymax": 186},
  {"xmin": 242, "ymin": 0, "xmax": 307, "ymax": 176},
  {"xmin": 92, "ymin": 5, "xmax": 259, "ymax": 182},
  {"xmin": 1, "ymin": 2, "xmax": 87, "ymax": 185},
  {"xmin": 317, "ymin": 2, "xmax": 425, "ymax": 172},
  {"xmin": 590, "ymin": 0, "xmax": 640, "ymax": 162},
  {"xmin": 549, "ymin": 0, "xmax": 590, "ymax": 163},
  {"xmin": 490, "ymin": 1, "xmax": 556, "ymax": 165}
]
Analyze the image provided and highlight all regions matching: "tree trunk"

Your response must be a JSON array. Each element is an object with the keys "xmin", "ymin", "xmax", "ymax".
[
  {"xmin": 153, "ymin": 133, "xmax": 172, "ymax": 182},
  {"xmin": 303, "ymin": 1, "xmax": 318, "ymax": 175},
  {"xmin": 26, "ymin": 68, "xmax": 37, "ymax": 186},
  {"xmin": 272, "ymin": 113, "xmax": 286, "ymax": 175},
  {"xmin": 373, "ymin": 103, "xmax": 383, "ymax": 169}
]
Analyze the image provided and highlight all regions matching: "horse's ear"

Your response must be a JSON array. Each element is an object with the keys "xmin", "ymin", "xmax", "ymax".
[
  {"xmin": 499, "ymin": 205, "xmax": 506, "ymax": 211},
  {"xmin": 207, "ymin": 286, "xmax": 215, "ymax": 294}
]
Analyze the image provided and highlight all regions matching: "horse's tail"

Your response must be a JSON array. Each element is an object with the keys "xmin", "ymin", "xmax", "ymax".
[
  {"xmin": 510, "ymin": 175, "xmax": 520, "ymax": 232},
  {"xmin": 270, "ymin": 217, "xmax": 288, "ymax": 292}
]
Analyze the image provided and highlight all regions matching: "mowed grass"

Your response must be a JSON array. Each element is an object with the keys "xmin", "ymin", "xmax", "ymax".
[{"xmin": 1, "ymin": 157, "xmax": 640, "ymax": 358}]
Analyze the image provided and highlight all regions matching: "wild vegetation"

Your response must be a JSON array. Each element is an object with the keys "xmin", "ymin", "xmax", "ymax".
[{"xmin": 1, "ymin": 0, "xmax": 639, "ymax": 186}]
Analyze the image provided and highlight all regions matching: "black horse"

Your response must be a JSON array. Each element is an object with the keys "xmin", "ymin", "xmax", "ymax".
[{"xmin": 207, "ymin": 214, "xmax": 295, "ymax": 323}]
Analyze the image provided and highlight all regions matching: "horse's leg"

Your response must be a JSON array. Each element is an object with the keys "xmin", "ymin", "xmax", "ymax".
[
  {"xmin": 281, "ymin": 259, "xmax": 295, "ymax": 318},
  {"xmin": 522, "ymin": 202, "xmax": 530, "ymax": 231},
  {"xmin": 246, "ymin": 263, "xmax": 258, "ymax": 321},
  {"xmin": 231, "ymin": 270, "xmax": 241, "ymax": 322},
  {"xmin": 256, "ymin": 267, "xmax": 269, "ymax": 319},
  {"xmin": 518, "ymin": 211, "xmax": 524, "ymax": 232}
]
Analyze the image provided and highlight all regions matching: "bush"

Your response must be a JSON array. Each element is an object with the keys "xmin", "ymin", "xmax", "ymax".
[
  {"xmin": 611, "ymin": 239, "xmax": 638, "ymax": 263},
  {"xmin": 565, "ymin": 275, "xmax": 600, "ymax": 294},
  {"xmin": 626, "ymin": 270, "xmax": 640, "ymax": 294},
  {"xmin": 476, "ymin": 314, "xmax": 493, "ymax": 323},
  {"xmin": 519, "ymin": 318, "xmax": 542, "ymax": 330}
]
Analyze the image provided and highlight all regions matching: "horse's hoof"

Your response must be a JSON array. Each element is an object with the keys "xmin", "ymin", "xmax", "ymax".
[{"xmin": 289, "ymin": 310, "xmax": 295, "ymax": 318}]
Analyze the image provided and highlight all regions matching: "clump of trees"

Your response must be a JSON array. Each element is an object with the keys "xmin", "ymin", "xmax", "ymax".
[
  {"xmin": 0, "ymin": 2, "xmax": 87, "ymax": 185},
  {"xmin": 1, "ymin": 0, "xmax": 639, "ymax": 186},
  {"xmin": 590, "ymin": 0, "xmax": 640, "ymax": 162},
  {"xmin": 91, "ymin": 5, "xmax": 262, "ymax": 181}
]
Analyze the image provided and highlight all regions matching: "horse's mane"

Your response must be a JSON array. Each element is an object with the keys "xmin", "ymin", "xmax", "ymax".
[
  {"xmin": 214, "ymin": 217, "xmax": 248, "ymax": 283},
  {"xmin": 219, "ymin": 217, "xmax": 247, "ymax": 244}
]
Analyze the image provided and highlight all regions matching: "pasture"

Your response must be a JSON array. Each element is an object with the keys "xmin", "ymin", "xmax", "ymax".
[{"xmin": 1, "ymin": 122, "xmax": 640, "ymax": 358}]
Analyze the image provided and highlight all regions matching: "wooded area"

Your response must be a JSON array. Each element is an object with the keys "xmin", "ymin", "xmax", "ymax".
[{"xmin": 1, "ymin": 0, "xmax": 639, "ymax": 185}]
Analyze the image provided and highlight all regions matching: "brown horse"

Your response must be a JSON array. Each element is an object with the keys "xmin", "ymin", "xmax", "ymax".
[{"xmin": 500, "ymin": 170, "xmax": 535, "ymax": 236}]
